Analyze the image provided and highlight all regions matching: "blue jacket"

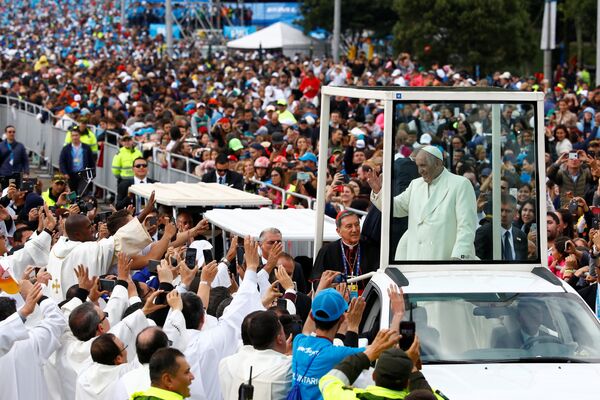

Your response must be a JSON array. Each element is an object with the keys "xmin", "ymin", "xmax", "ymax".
[
  {"xmin": 59, "ymin": 143, "xmax": 95, "ymax": 175},
  {"xmin": 0, "ymin": 140, "xmax": 29, "ymax": 176}
]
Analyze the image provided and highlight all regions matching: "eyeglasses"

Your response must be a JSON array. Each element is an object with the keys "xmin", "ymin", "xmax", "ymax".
[
  {"xmin": 265, "ymin": 240, "xmax": 282, "ymax": 245},
  {"xmin": 54, "ymin": 180, "xmax": 66, "ymax": 185},
  {"xmin": 98, "ymin": 311, "xmax": 109, "ymax": 324},
  {"xmin": 119, "ymin": 344, "xmax": 128, "ymax": 354},
  {"xmin": 134, "ymin": 164, "xmax": 148, "ymax": 168}
]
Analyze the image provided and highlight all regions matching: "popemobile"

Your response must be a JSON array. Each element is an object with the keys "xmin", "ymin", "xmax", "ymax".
[{"xmin": 312, "ymin": 86, "xmax": 600, "ymax": 399}]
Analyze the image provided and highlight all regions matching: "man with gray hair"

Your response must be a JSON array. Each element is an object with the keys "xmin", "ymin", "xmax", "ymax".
[
  {"xmin": 257, "ymin": 227, "xmax": 307, "ymax": 293},
  {"xmin": 368, "ymin": 145, "xmax": 477, "ymax": 260}
]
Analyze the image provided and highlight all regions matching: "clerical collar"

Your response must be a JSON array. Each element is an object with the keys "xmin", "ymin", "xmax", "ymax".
[{"xmin": 341, "ymin": 240, "xmax": 358, "ymax": 249}]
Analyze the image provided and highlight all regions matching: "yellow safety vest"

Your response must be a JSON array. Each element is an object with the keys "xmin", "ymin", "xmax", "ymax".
[
  {"xmin": 112, "ymin": 147, "xmax": 143, "ymax": 179},
  {"xmin": 64, "ymin": 128, "xmax": 98, "ymax": 153}
]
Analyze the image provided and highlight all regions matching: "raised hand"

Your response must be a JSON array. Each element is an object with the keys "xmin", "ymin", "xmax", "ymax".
[
  {"xmin": 74, "ymin": 264, "xmax": 95, "ymax": 291},
  {"xmin": 167, "ymin": 290, "xmax": 183, "ymax": 311},
  {"xmin": 19, "ymin": 282, "xmax": 43, "ymax": 318},
  {"xmin": 142, "ymin": 290, "xmax": 168, "ymax": 315},
  {"xmin": 364, "ymin": 329, "xmax": 401, "ymax": 362}
]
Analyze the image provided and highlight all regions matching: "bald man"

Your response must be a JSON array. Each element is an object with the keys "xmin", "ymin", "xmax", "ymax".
[{"xmin": 368, "ymin": 146, "xmax": 478, "ymax": 261}]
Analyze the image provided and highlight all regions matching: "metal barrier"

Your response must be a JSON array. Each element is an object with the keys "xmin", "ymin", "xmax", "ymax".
[{"xmin": 0, "ymin": 96, "xmax": 203, "ymax": 196}]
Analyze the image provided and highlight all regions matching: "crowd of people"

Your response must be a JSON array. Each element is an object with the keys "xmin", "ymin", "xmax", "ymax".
[{"xmin": 0, "ymin": 1, "xmax": 600, "ymax": 399}]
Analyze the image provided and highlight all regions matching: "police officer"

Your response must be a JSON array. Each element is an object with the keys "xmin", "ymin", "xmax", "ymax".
[{"xmin": 111, "ymin": 135, "xmax": 143, "ymax": 183}]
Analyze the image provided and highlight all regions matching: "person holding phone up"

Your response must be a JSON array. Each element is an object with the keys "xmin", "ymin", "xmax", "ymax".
[{"xmin": 547, "ymin": 149, "xmax": 593, "ymax": 208}]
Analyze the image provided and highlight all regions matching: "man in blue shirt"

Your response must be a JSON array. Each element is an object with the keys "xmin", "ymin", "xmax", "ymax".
[
  {"xmin": 0, "ymin": 125, "xmax": 29, "ymax": 189},
  {"xmin": 291, "ymin": 288, "xmax": 365, "ymax": 400},
  {"xmin": 59, "ymin": 127, "xmax": 95, "ymax": 195}
]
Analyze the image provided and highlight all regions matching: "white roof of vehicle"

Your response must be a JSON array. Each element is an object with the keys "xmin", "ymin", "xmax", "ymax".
[
  {"xmin": 204, "ymin": 208, "xmax": 340, "ymax": 241},
  {"xmin": 383, "ymin": 269, "xmax": 565, "ymax": 294},
  {"xmin": 128, "ymin": 182, "xmax": 272, "ymax": 207}
]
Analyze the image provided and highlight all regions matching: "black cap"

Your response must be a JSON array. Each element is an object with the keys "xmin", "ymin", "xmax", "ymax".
[
  {"xmin": 373, "ymin": 348, "xmax": 413, "ymax": 390},
  {"xmin": 271, "ymin": 131, "xmax": 285, "ymax": 144}
]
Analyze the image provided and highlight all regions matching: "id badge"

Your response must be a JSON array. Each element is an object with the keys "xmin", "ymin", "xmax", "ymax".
[{"xmin": 349, "ymin": 282, "xmax": 359, "ymax": 300}]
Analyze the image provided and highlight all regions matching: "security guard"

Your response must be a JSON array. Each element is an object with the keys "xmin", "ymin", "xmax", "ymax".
[
  {"xmin": 41, "ymin": 173, "xmax": 68, "ymax": 207},
  {"xmin": 112, "ymin": 135, "xmax": 143, "ymax": 182},
  {"xmin": 64, "ymin": 117, "xmax": 98, "ymax": 155},
  {"xmin": 319, "ymin": 334, "xmax": 445, "ymax": 400}
]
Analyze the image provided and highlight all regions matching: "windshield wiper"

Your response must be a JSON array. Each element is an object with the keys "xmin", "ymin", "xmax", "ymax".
[
  {"xmin": 493, "ymin": 357, "xmax": 591, "ymax": 364},
  {"xmin": 425, "ymin": 357, "xmax": 592, "ymax": 364}
]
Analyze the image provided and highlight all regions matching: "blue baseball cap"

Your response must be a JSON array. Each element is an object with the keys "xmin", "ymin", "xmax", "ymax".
[
  {"xmin": 299, "ymin": 152, "xmax": 318, "ymax": 164},
  {"xmin": 311, "ymin": 288, "xmax": 348, "ymax": 322}
]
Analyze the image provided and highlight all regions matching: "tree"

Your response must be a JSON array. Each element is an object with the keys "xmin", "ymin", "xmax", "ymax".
[
  {"xmin": 298, "ymin": 0, "xmax": 396, "ymax": 41},
  {"xmin": 561, "ymin": 0, "xmax": 596, "ymax": 69},
  {"xmin": 392, "ymin": 0, "xmax": 537, "ymax": 74}
]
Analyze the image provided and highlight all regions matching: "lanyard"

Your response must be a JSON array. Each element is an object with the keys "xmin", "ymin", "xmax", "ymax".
[
  {"xmin": 6, "ymin": 141, "xmax": 13, "ymax": 162},
  {"xmin": 340, "ymin": 241, "xmax": 360, "ymax": 277}
]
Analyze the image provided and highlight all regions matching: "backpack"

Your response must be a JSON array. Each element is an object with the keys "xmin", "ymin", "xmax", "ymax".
[{"xmin": 286, "ymin": 347, "xmax": 319, "ymax": 400}]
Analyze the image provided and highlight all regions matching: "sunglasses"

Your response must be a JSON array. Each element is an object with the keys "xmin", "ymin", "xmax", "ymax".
[
  {"xmin": 54, "ymin": 180, "xmax": 66, "ymax": 185},
  {"xmin": 216, "ymin": 168, "xmax": 228, "ymax": 173},
  {"xmin": 134, "ymin": 164, "xmax": 148, "ymax": 168}
]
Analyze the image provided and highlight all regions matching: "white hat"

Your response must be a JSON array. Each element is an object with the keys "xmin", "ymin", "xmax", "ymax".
[
  {"xmin": 73, "ymin": 94, "xmax": 81, "ymax": 102},
  {"xmin": 419, "ymin": 133, "xmax": 432, "ymax": 145},
  {"xmin": 305, "ymin": 116, "xmax": 315, "ymax": 126},
  {"xmin": 350, "ymin": 127, "xmax": 364, "ymax": 137},
  {"xmin": 499, "ymin": 71, "xmax": 511, "ymax": 80},
  {"xmin": 421, "ymin": 145, "xmax": 443, "ymax": 161},
  {"xmin": 355, "ymin": 139, "xmax": 366, "ymax": 149}
]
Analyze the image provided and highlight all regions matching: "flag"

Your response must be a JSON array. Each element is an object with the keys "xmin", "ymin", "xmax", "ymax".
[{"xmin": 540, "ymin": 0, "xmax": 557, "ymax": 50}]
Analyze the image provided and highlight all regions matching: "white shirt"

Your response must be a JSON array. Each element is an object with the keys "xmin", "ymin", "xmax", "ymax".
[
  {"xmin": 76, "ymin": 362, "xmax": 134, "ymax": 400},
  {"xmin": 219, "ymin": 346, "xmax": 292, "ymax": 400},
  {"xmin": 164, "ymin": 270, "xmax": 265, "ymax": 400},
  {"xmin": 0, "ymin": 312, "xmax": 28, "ymax": 357},
  {"xmin": 109, "ymin": 364, "xmax": 150, "ymax": 400},
  {"xmin": 0, "ymin": 298, "xmax": 67, "ymax": 400}
]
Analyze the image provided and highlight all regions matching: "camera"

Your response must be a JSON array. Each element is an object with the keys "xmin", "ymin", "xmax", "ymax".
[{"xmin": 568, "ymin": 199, "xmax": 579, "ymax": 214}]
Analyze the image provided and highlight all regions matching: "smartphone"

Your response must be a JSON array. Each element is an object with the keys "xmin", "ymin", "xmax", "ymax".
[
  {"xmin": 593, "ymin": 218, "xmax": 600, "ymax": 231},
  {"xmin": 21, "ymin": 178, "xmax": 37, "ymax": 192},
  {"xmin": 185, "ymin": 248, "xmax": 197, "ymax": 269},
  {"xmin": 99, "ymin": 279, "xmax": 116, "ymax": 292},
  {"xmin": 335, "ymin": 185, "xmax": 344, "ymax": 193},
  {"xmin": 568, "ymin": 199, "xmax": 579, "ymax": 214},
  {"xmin": 202, "ymin": 249, "xmax": 214, "ymax": 264},
  {"xmin": 96, "ymin": 211, "xmax": 111, "ymax": 224},
  {"xmin": 170, "ymin": 257, "xmax": 178, "ymax": 267},
  {"xmin": 297, "ymin": 172, "xmax": 310, "ymax": 182},
  {"xmin": 276, "ymin": 298, "xmax": 287, "ymax": 310},
  {"xmin": 399, "ymin": 304, "xmax": 415, "ymax": 350},
  {"xmin": 569, "ymin": 151, "xmax": 578, "ymax": 160},
  {"xmin": 236, "ymin": 245, "xmax": 245, "ymax": 267},
  {"xmin": 147, "ymin": 259, "xmax": 160, "ymax": 273},
  {"xmin": 66, "ymin": 192, "xmax": 77, "ymax": 203},
  {"xmin": 147, "ymin": 216, "xmax": 157, "ymax": 226},
  {"xmin": 333, "ymin": 273, "xmax": 347, "ymax": 284}
]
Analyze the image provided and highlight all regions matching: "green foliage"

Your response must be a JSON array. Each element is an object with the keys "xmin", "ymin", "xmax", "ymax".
[
  {"xmin": 298, "ymin": 0, "xmax": 396, "ymax": 38},
  {"xmin": 392, "ymin": 0, "xmax": 537, "ymax": 73}
]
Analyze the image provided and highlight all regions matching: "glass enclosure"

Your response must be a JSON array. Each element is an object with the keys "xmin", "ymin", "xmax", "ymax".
[
  {"xmin": 388, "ymin": 101, "xmax": 541, "ymax": 264},
  {"xmin": 394, "ymin": 293, "xmax": 600, "ymax": 363}
]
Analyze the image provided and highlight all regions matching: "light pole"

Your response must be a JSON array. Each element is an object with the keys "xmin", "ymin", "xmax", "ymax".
[
  {"xmin": 166, "ymin": 0, "xmax": 174, "ymax": 58},
  {"xmin": 332, "ymin": 0, "xmax": 341, "ymax": 63}
]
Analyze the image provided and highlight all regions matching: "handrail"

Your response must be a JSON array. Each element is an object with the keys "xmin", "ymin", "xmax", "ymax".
[{"xmin": 250, "ymin": 178, "xmax": 316, "ymax": 209}]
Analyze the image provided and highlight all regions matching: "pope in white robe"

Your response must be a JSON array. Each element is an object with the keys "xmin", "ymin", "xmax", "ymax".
[
  {"xmin": 371, "ymin": 145, "xmax": 478, "ymax": 260},
  {"xmin": 46, "ymin": 216, "xmax": 151, "ymax": 301}
]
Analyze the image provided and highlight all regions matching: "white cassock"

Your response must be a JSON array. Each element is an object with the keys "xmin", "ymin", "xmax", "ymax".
[
  {"xmin": 0, "ymin": 298, "xmax": 67, "ymax": 400},
  {"xmin": 163, "ymin": 269, "xmax": 265, "ymax": 400},
  {"xmin": 76, "ymin": 362, "xmax": 135, "ymax": 400},
  {"xmin": 47, "ymin": 285, "xmax": 149, "ymax": 400},
  {"xmin": 109, "ymin": 364, "xmax": 150, "ymax": 400},
  {"xmin": 0, "ymin": 312, "xmax": 29, "ymax": 357},
  {"xmin": 0, "ymin": 230, "xmax": 52, "ymax": 279},
  {"xmin": 46, "ymin": 217, "xmax": 151, "ymax": 301},
  {"xmin": 371, "ymin": 168, "xmax": 478, "ymax": 260},
  {"xmin": 219, "ymin": 346, "xmax": 292, "ymax": 400}
]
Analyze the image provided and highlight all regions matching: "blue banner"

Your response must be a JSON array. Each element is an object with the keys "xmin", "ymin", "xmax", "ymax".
[
  {"xmin": 223, "ymin": 26, "xmax": 257, "ymax": 40},
  {"xmin": 149, "ymin": 24, "xmax": 182, "ymax": 40}
]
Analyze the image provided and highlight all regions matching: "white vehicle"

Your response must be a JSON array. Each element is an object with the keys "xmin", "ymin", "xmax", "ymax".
[{"xmin": 313, "ymin": 86, "xmax": 600, "ymax": 399}]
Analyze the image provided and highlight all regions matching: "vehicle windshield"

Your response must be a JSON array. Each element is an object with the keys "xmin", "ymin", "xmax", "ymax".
[
  {"xmin": 389, "ymin": 101, "xmax": 541, "ymax": 264},
  {"xmin": 394, "ymin": 292, "xmax": 600, "ymax": 363}
]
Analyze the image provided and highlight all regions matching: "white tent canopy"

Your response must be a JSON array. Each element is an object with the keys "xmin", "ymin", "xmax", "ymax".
[
  {"xmin": 128, "ymin": 182, "xmax": 272, "ymax": 207},
  {"xmin": 227, "ymin": 22, "xmax": 323, "ymax": 56}
]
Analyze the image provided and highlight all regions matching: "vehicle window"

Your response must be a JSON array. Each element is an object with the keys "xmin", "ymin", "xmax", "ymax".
[
  {"xmin": 389, "ymin": 101, "xmax": 540, "ymax": 264},
  {"xmin": 360, "ymin": 285, "xmax": 381, "ymax": 337},
  {"xmin": 391, "ymin": 293, "xmax": 600, "ymax": 363}
]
